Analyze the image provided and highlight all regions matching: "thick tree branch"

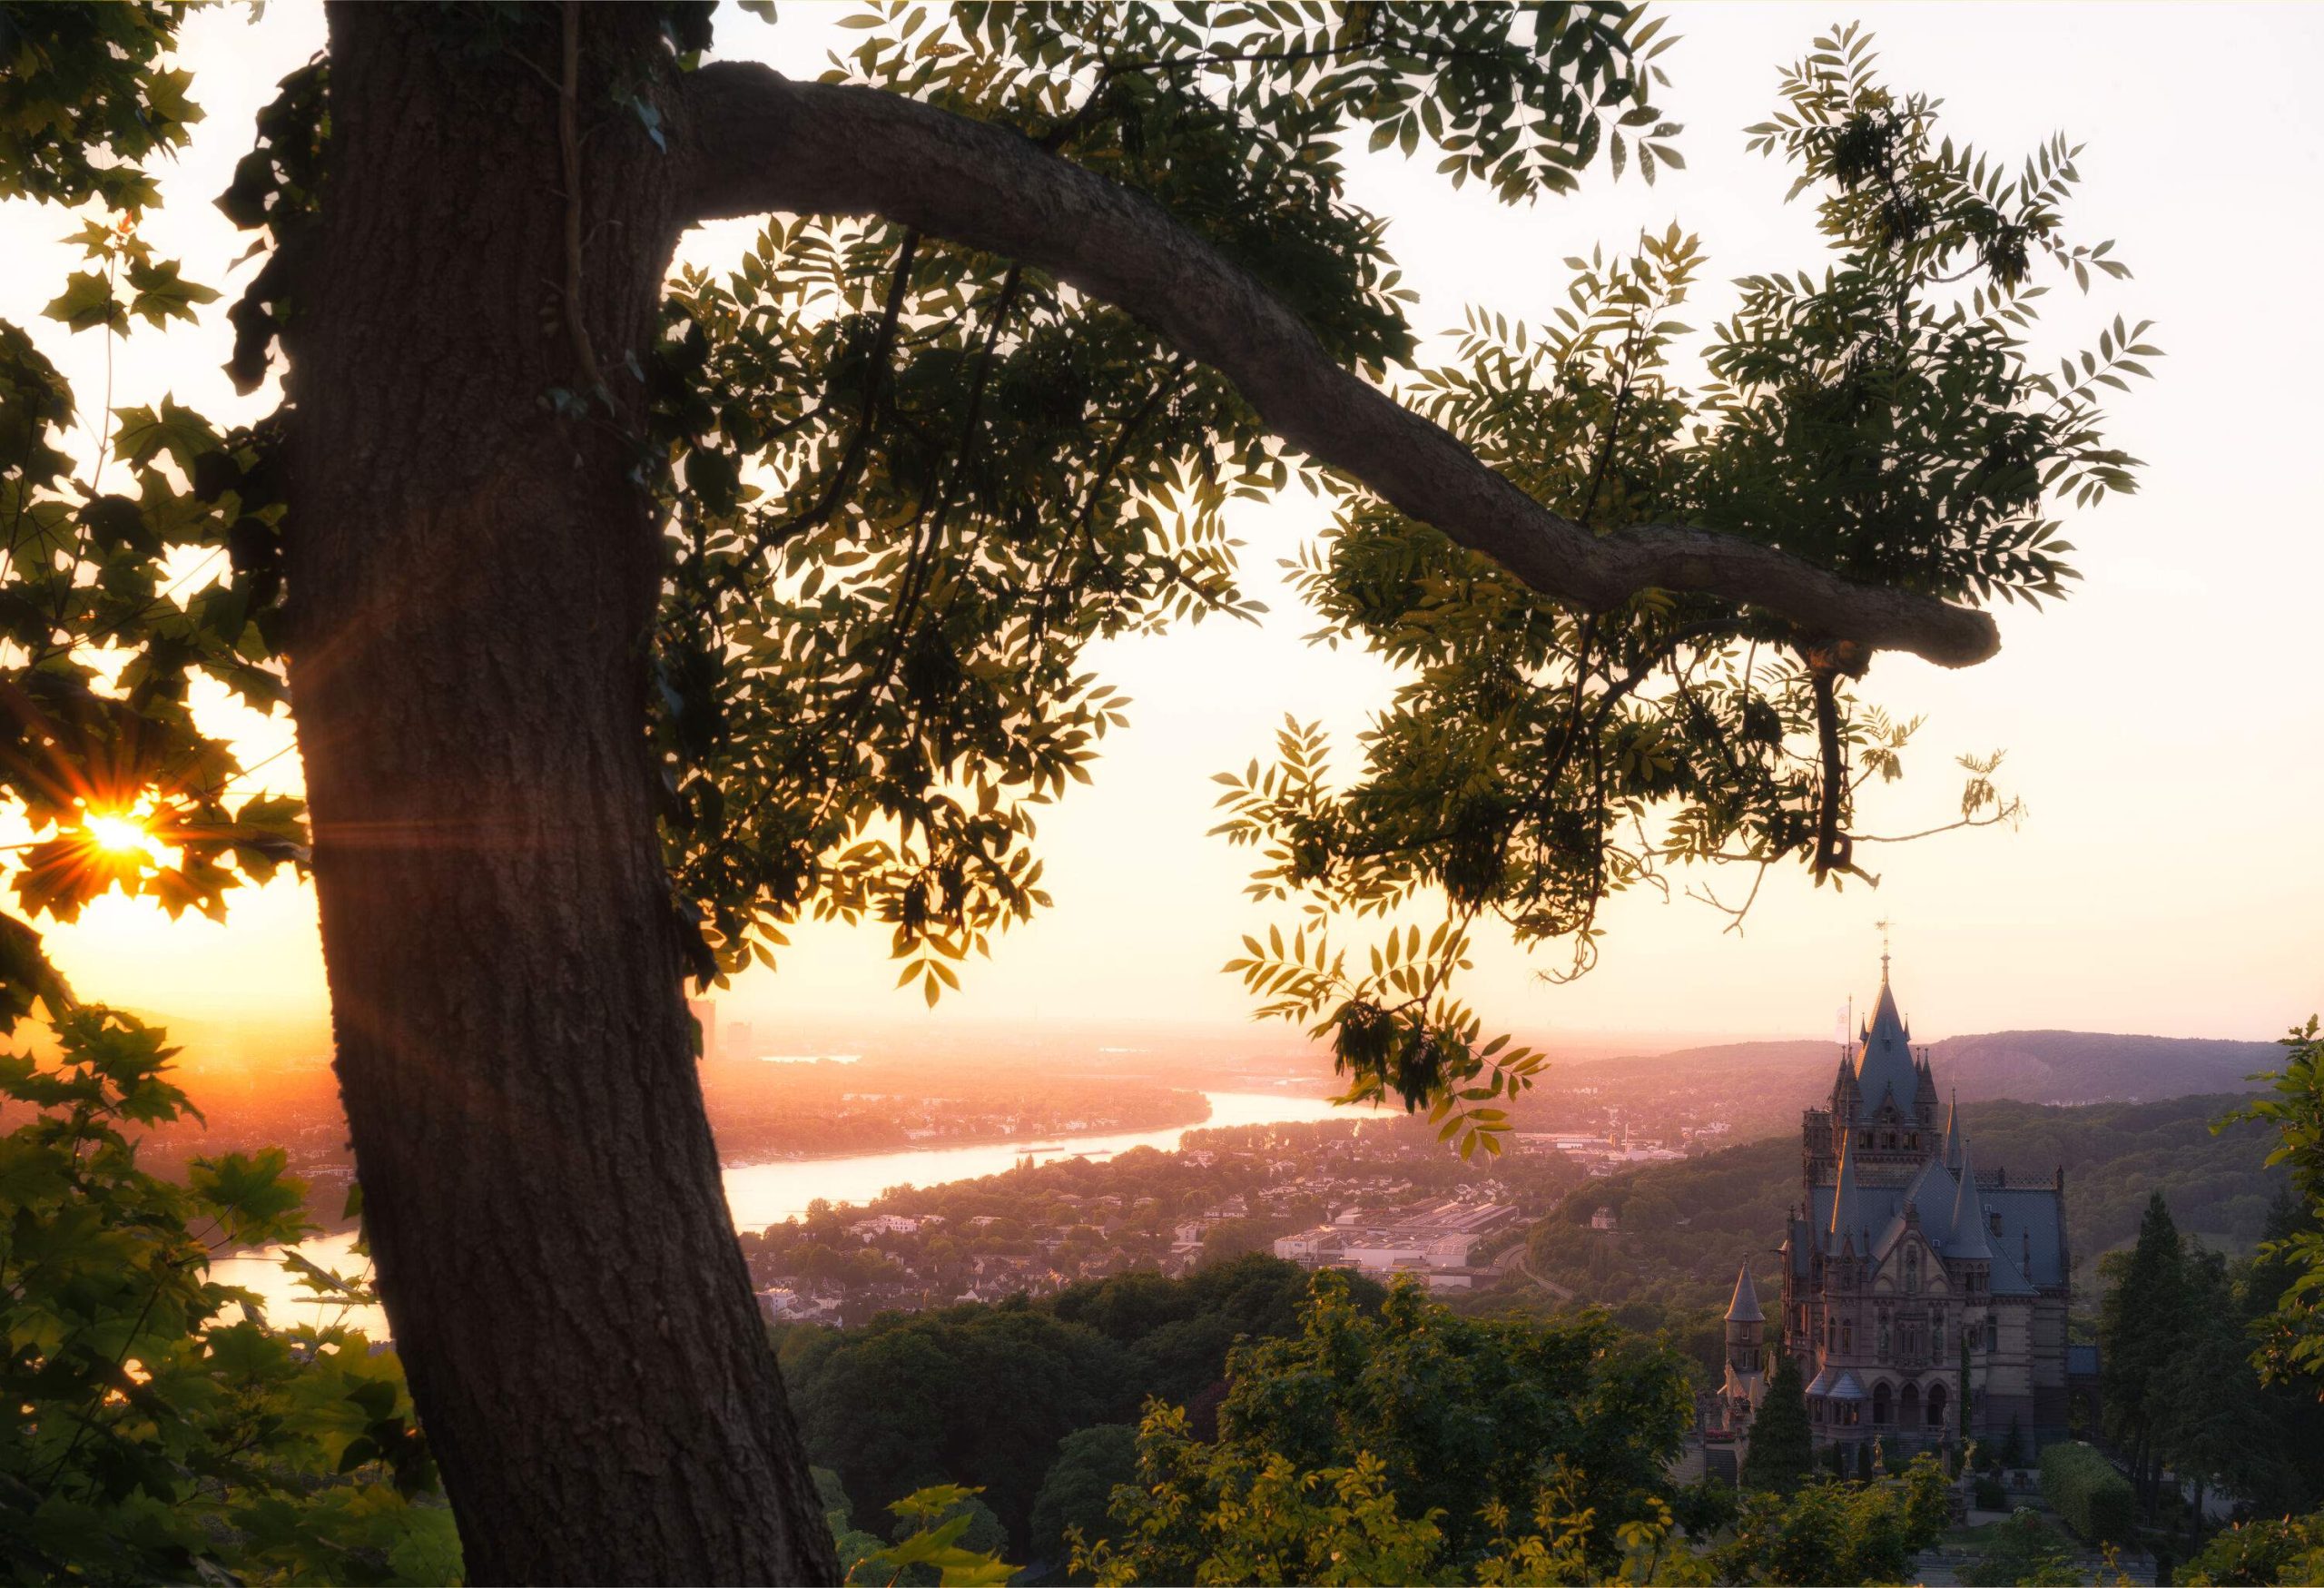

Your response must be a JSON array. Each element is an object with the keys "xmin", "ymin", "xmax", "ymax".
[{"xmin": 678, "ymin": 65, "xmax": 2002, "ymax": 668}]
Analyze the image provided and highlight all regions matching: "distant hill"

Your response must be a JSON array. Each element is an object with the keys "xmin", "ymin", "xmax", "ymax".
[
  {"xmin": 1607, "ymin": 1029, "xmax": 2281, "ymax": 1104},
  {"xmin": 1525, "ymin": 1092, "xmax": 2284, "ymax": 1327},
  {"xmin": 1531, "ymin": 1029, "xmax": 2285, "ymax": 1146},
  {"xmin": 1926, "ymin": 1030, "xmax": 2279, "ymax": 1105}
]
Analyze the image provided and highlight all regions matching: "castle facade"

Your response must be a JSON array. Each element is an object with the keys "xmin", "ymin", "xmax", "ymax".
[{"xmin": 1720, "ymin": 965, "xmax": 2072, "ymax": 1460}]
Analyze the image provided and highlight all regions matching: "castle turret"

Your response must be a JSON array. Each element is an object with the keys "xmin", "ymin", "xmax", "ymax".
[
  {"xmin": 1723, "ymin": 1261, "xmax": 1768, "ymax": 1427},
  {"xmin": 1948, "ymin": 1133, "xmax": 1994, "ymax": 1264},
  {"xmin": 1831, "ymin": 1047, "xmax": 1861, "ymax": 1129}
]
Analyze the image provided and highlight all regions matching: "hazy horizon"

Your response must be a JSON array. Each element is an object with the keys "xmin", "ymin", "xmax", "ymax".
[{"xmin": 137, "ymin": 1001, "xmax": 2288, "ymax": 1081}]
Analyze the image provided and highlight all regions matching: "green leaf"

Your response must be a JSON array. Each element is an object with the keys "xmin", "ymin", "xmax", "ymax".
[
  {"xmin": 44, "ymin": 270, "xmax": 126, "ymax": 334},
  {"xmin": 125, "ymin": 258, "xmax": 221, "ymax": 327}
]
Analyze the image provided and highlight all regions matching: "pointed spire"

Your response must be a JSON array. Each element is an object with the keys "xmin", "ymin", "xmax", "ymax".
[
  {"xmin": 1854, "ymin": 962, "xmax": 1916, "ymax": 1125},
  {"xmin": 1866, "ymin": 977, "xmax": 1906, "ymax": 1046},
  {"xmin": 1829, "ymin": 1131, "xmax": 1861, "ymax": 1251},
  {"xmin": 1944, "ymin": 1089, "xmax": 1961, "ymax": 1169},
  {"xmin": 1949, "ymin": 1132, "xmax": 1994, "ymax": 1261},
  {"xmin": 1726, "ymin": 1262, "xmax": 1765, "ymax": 1324}
]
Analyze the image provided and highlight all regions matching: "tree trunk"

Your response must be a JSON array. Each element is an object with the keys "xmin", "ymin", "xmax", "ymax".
[{"xmin": 282, "ymin": 7, "xmax": 836, "ymax": 1582}]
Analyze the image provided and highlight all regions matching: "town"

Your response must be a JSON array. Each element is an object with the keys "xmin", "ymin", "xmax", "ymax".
[{"xmin": 743, "ymin": 1115, "xmax": 1586, "ymax": 1323}]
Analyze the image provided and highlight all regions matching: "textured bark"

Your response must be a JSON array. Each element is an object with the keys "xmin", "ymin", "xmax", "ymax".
[
  {"xmin": 679, "ymin": 64, "xmax": 2001, "ymax": 669},
  {"xmin": 284, "ymin": 8, "xmax": 836, "ymax": 1583}
]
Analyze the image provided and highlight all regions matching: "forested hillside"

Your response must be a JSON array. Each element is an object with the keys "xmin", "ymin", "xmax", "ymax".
[
  {"xmin": 1528, "ymin": 1093, "xmax": 2284, "ymax": 1329},
  {"xmin": 771, "ymin": 1257, "xmax": 1386, "ymax": 1569}
]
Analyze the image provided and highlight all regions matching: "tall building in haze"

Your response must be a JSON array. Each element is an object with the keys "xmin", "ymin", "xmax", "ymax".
[{"xmin": 1721, "ymin": 962, "xmax": 2072, "ymax": 1462}]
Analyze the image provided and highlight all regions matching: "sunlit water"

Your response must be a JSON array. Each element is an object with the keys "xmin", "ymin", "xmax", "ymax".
[{"xmin": 210, "ymin": 1088, "xmax": 1375, "ymax": 1340}]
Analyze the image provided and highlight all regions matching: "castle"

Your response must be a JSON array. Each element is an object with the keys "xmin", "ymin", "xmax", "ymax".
[{"xmin": 1719, "ymin": 962, "xmax": 2072, "ymax": 1461}]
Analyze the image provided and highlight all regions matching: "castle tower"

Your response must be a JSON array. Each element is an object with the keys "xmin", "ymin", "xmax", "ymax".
[
  {"xmin": 1723, "ymin": 1261, "xmax": 1768, "ymax": 1431},
  {"xmin": 1769, "ymin": 960, "xmax": 2073, "ymax": 1460},
  {"xmin": 1831, "ymin": 966, "xmax": 1933, "ymax": 1179}
]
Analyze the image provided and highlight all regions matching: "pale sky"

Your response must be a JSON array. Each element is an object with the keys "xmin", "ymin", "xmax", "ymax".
[{"xmin": 7, "ymin": 4, "xmax": 2319, "ymax": 1061}]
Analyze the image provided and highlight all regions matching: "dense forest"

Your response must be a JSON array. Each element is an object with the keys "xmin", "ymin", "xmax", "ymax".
[
  {"xmin": 1529, "ymin": 1094, "xmax": 2284, "ymax": 1325},
  {"xmin": 771, "ymin": 1256, "xmax": 1955, "ymax": 1587},
  {"xmin": 772, "ymin": 1256, "xmax": 1387, "ymax": 1574}
]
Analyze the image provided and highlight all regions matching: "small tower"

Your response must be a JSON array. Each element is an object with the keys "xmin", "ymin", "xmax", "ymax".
[
  {"xmin": 1915, "ymin": 1049, "xmax": 1942, "ymax": 1131},
  {"xmin": 1723, "ymin": 1261, "xmax": 1768, "ymax": 1428}
]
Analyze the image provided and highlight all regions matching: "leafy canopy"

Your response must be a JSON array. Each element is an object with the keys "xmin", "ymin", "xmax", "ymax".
[
  {"xmin": 1070, "ymin": 1270, "xmax": 1951, "ymax": 1586},
  {"xmin": 1211, "ymin": 25, "xmax": 2149, "ymax": 1150},
  {"xmin": 0, "ymin": 1007, "xmax": 457, "ymax": 1583},
  {"xmin": 1, "ymin": 6, "xmax": 2145, "ymax": 1155},
  {"xmin": 2229, "ymin": 1019, "xmax": 2324, "ymax": 1387}
]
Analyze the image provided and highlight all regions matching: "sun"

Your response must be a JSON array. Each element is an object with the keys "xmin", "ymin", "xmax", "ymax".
[{"xmin": 84, "ymin": 812, "xmax": 156, "ymax": 856}]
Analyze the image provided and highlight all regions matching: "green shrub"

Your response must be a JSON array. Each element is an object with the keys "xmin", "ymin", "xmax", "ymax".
[
  {"xmin": 2180, "ymin": 1510, "xmax": 2324, "ymax": 1585},
  {"xmin": 0, "ymin": 1008, "xmax": 458, "ymax": 1583},
  {"xmin": 1974, "ymin": 1475, "xmax": 2007, "ymax": 1510},
  {"xmin": 1959, "ymin": 1509, "xmax": 2083, "ymax": 1588},
  {"xmin": 2040, "ymin": 1442, "xmax": 2134, "ymax": 1544}
]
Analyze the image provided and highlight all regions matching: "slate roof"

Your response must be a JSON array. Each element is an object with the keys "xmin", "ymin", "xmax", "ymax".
[
  {"xmin": 1726, "ymin": 1262, "xmax": 1765, "ymax": 1324},
  {"xmin": 1948, "ymin": 1136, "xmax": 1996, "ymax": 1262},
  {"xmin": 1802, "ymin": 1167, "xmax": 2068, "ymax": 1289},
  {"xmin": 1787, "ymin": 971, "xmax": 2070, "ymax": 1297},
  {"xmin": 1984, "ymin": 1186, "xmax": 2067, "ymax": 1291},
  {"xmin": 1852, "ymin": 975, "xmax": 1920, "ymax": 1121}
]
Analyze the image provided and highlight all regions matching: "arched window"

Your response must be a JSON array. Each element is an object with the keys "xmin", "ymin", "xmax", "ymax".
[
  {"xmin": 1926, "ymin": 1381, "xmax": 1948, "ymax": 1428},
  {"xmin": 1905, "ymin": 1248, "xmax": 1919, "ymax": 1294},
  {"xmin": 1985, "ymin": 1316, "xmax": 1999, "ymax": 1352},
  {"xmin": 1900, "ymin": 1382, "xmax": 1921, "ymax": 1426},
  {"xmin": 1873, "ymin": 1382, "xmax": 1893, "ymax": 1425}
]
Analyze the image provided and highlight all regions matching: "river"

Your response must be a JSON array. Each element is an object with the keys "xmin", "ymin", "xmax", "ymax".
[{"xmin": 210, "ymin": 1088, "xmax": 1372, "ymax": 1338}]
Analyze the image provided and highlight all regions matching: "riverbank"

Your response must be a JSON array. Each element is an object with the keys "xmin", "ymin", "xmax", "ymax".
[
  {"xmin": 214, "ymin": 1088, "xmax": 1378, "ymax": 1336},
  {"xmin": 710, "ymin": 1089, "xmax": 1219, "ymax": 1169}
]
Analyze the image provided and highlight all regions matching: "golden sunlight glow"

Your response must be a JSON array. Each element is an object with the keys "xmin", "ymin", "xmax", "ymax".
[{"xmin": 84, "ymin": 812, "xmax": 157, "ymax": 856}]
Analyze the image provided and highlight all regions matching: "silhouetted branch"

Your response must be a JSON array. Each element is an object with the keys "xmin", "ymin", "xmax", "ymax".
[{"xmin": 678, "ymin": 65, "xmax": 2002, "ymax": 668}]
